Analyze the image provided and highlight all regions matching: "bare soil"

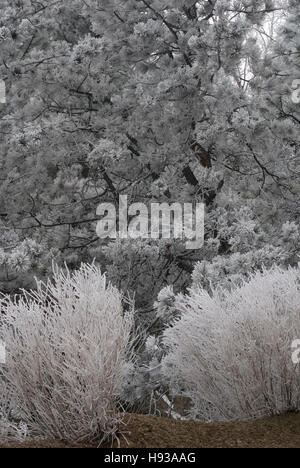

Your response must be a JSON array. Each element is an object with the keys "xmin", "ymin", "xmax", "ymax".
[{"xmin": 1, "ymin": 412, "xmax": 300, "ymax": 448}]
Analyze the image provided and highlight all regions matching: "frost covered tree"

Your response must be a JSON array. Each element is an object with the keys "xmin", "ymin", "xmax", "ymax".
[
  {"xmin": 192, "ymin": 0, "xmax": 300, "ymax": 290},
  {"xmin": 0, "ymin": 0, "xmax": 298, "ymax": 318}
]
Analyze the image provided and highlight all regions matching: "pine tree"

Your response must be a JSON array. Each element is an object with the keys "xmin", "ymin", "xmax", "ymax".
[{"xmin": 0, "ymin": 1, "xmax": 298, "ymax": 316}]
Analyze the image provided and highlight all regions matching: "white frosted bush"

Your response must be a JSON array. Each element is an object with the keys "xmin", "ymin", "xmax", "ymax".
[
  {"xmin": 0, "ymin": 380, "xmax": 28, "ymax": 442},
  {"xmin": 0, "ymin": 263, "xmax": 135, "ymax": 443},
  {"xmin": 162, "ymin": 266, "xmax": 300, "ymax": 421}
]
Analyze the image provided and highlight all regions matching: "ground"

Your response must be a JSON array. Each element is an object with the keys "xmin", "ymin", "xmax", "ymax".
[{"xmin": 1, "ymin": 412, "xmax": 300, "ymax": 448}]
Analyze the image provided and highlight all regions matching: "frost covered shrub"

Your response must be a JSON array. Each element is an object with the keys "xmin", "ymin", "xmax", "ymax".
[
  {"xmin": 0, "ymin": 263, "xmax": 135, "ymax": 443},
  {"xmin": 162, "ymin": 266, "xmax": 300, "ymax": 422},
  {"xmin": 0, "ymin": 380, "xmax": 28, "ymax": 442}
]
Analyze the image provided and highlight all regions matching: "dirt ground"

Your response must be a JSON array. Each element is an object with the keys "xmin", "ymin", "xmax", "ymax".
[{"xmin": 1, "ymin": 412, "xmax": 300, "ymax": 448}]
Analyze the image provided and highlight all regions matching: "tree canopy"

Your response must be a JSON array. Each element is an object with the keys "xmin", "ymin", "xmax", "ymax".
[{"xmin": 0, "ymin": 0, "xmax": 299, "ymax": 317}]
